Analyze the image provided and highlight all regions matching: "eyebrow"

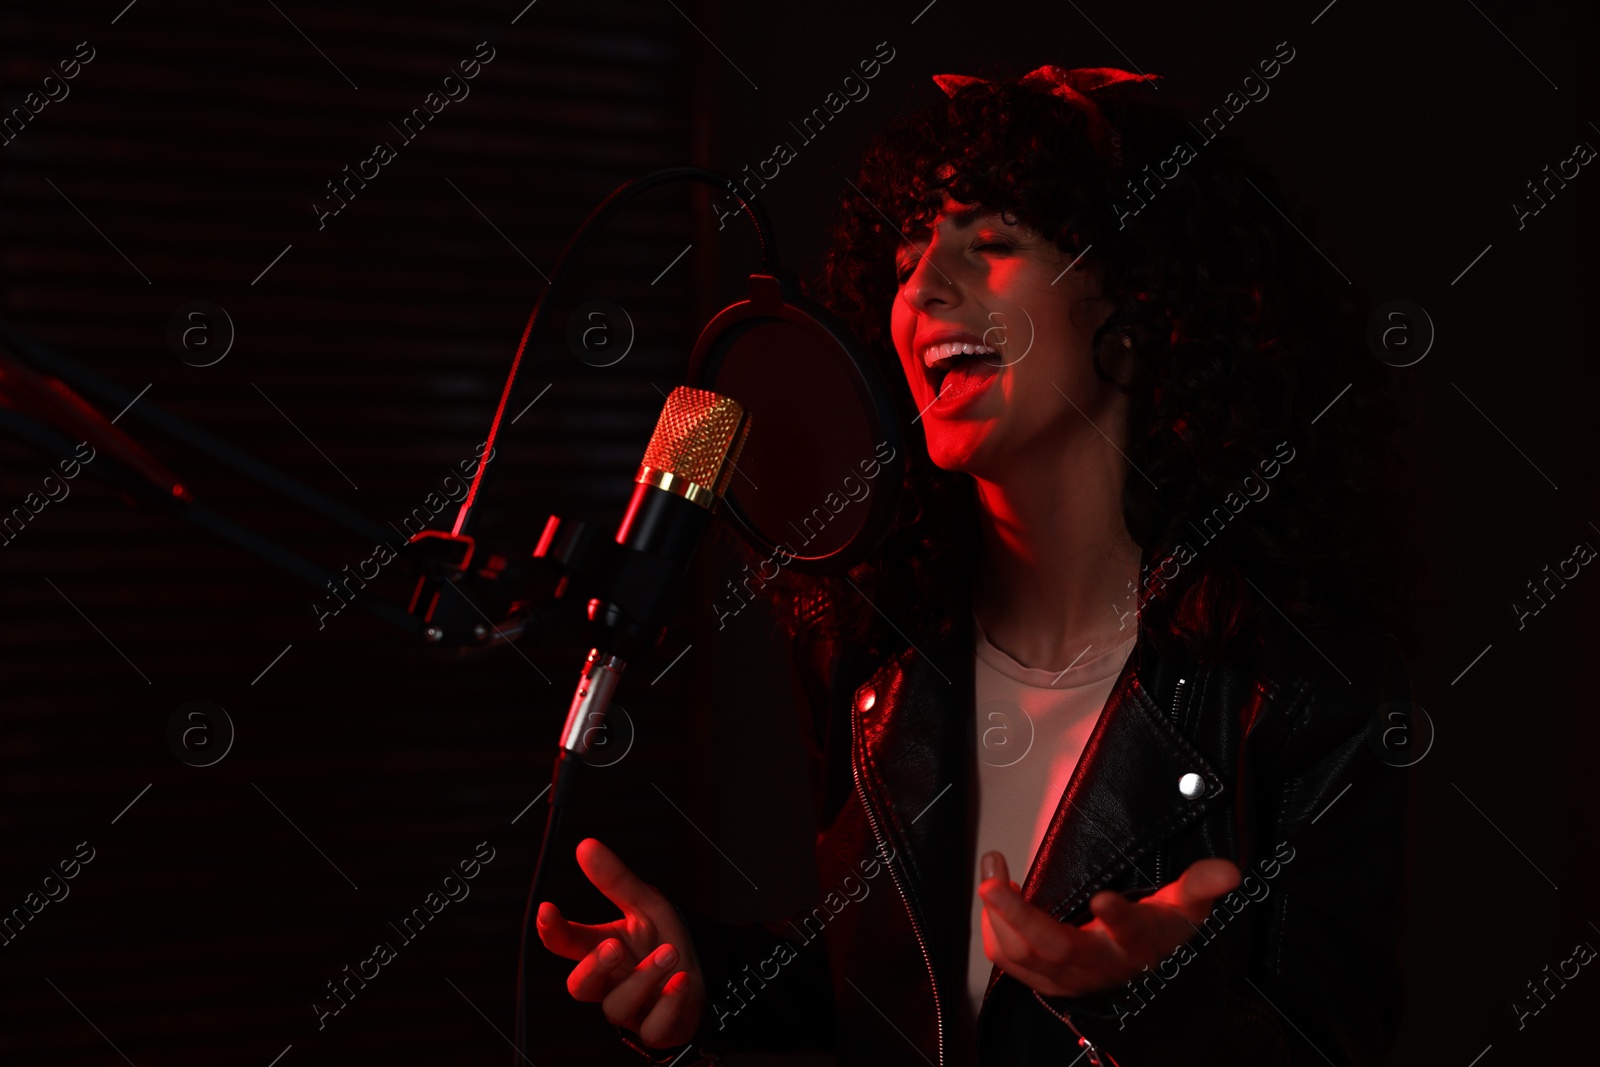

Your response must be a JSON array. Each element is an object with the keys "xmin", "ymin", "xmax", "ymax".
[
  {"xmin": 898, "ymin": 205, "xmax": 1002, "ymax": 248},
  {"xmin": 940, "ymin": 205, "xmax": 988, "ymax": 230}
]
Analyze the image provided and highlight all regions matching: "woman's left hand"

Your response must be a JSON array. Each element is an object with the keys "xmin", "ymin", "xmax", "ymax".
[{"xmin": 977, "ymin": 850, "xmax": 1241, "ymax": 998}]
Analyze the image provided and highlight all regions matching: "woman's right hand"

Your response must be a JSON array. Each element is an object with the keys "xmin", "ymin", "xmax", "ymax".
[{"xmin": 536, "ymin": 837, "xmax": 707, "ymax": 1048}]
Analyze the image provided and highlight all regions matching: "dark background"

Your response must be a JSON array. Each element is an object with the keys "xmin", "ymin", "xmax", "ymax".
[{"xmin": 2, "ymin": 1, "xmax": 1595, "ymax": 1064}]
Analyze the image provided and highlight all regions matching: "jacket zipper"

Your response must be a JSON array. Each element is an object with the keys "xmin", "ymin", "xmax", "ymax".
[
  {"xmin": 851, "ymin": 687, "xmax": 944, "ymax": 1067},
  {"xmin": 1031, "ymin": 990, "xmax": 1119, "ymax": 1066}
]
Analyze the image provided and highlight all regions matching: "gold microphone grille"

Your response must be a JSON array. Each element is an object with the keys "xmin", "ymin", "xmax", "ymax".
[{"xmin": 637, "ymin": 386, "xmax": 749, "ymax": 506}]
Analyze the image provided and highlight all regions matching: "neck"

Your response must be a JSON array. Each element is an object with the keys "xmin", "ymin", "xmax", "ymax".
[{"xmin": 969, "ymin": 434, "xmax": 1142, "ymax": 671}]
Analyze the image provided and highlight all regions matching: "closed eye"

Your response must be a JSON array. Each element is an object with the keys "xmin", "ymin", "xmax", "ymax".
[
  {"xmin": 895, "ymin": 243, "xmax": 1011, "ymax": 284},
  {"xmin": 894, "ymin": 235, "xmax": 931, "ymax": 285},
  {"xmin": 895, "ymin": 224, "xmax": 1017, "ymax": 284}
]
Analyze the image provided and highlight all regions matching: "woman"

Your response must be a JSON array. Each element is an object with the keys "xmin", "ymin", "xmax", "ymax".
[{"xmin": 538, "ymin": 64, "xmax": 1418, "ymax": 1065}]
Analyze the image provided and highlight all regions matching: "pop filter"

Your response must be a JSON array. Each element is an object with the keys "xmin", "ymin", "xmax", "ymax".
[{"xmin": 687, "ymin": 269, "xmax": 903, "ymax": 575}]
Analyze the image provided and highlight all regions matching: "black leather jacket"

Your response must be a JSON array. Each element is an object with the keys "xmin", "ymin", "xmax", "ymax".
[{"xmin": 627, "ymin": 591, "xmax": 1414, "ymax": 1066}]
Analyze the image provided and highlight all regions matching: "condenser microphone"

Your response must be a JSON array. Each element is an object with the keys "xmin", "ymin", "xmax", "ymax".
[
  {"xmin": 515, "ymin": 386, "xmax": 749, "ymax": 1059},
  {"xmin": 556, "ymin": 384, "xmax": 749, "ymax": 759}
]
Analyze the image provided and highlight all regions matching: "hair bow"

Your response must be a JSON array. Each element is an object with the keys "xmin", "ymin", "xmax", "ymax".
[{"xmin": 931, "ymin": 65, "xmax": 1159, "ymax": 165}]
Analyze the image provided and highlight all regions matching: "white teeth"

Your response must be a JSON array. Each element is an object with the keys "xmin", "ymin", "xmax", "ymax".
[{"xmin": 921, "ymin": 341, "xmax": 997, "ymax": 369}]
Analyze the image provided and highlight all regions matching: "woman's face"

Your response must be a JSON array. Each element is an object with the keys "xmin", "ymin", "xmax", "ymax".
[{"xmin": 890, "ymin": 196, "xmax": 1120, "ymax": 478}]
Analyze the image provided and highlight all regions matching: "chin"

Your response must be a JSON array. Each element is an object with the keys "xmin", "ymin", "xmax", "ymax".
[{"xmin": 924, "ymin": 423, "xmax": 996, "ymax": 475}]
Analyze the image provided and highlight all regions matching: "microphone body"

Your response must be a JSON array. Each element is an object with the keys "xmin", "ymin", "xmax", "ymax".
[{"xmin": 555, "ymin": 386, "xmax": 748, "ymax": 758}]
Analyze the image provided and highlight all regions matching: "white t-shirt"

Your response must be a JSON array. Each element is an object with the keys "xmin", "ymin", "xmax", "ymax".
[{"xmin": 963, "ymin": 614, "xmax": 1137, "ymax": 1024}]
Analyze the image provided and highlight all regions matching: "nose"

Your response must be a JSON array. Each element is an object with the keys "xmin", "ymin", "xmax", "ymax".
[{"xmin": 900, "ymin": 245, "xmax": 960, "ymax": 311}]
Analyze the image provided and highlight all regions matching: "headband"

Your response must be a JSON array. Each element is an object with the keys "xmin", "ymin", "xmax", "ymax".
[{"xmin": 930, "ymin": 65, "xmax": 1159, "ymax": 166}]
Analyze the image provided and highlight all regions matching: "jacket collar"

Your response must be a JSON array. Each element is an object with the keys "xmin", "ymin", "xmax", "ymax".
[{"xmin": 1016, "ymin": 627, "xmax": 1224, "ymax": 918}]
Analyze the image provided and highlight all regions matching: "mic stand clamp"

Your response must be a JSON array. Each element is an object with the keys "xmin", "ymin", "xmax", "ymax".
[
  {"xmin": 403, "ymin": 528, "xmax": 563, "ymax": 650},
  {"xmin": 531, "ymin": 513, "xmax": 684, "ymax": 663}
]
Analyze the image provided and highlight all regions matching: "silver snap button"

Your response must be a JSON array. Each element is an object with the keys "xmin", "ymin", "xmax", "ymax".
[
  {"xmin": 1178, "ymin": 772, "xmax": 1204, "ymax": 799},
  {"xmin": 858, "ymin": 688, "xmax": 876, "ymax": 712}
]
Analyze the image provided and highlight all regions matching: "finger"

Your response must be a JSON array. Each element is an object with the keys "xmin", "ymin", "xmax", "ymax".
[
  {"xmin": 1088, "ymin": 888, "xmax": 1165, "ymax": 951},
  {"xmin": 978, "ymin": 875, "xmax": 1082, "ymax": 965},
  {"xmin": 536, "ymin": 901, "xmax": 613, "ymax": 961},
  {"xmin": 979, "ymin": 850, "xmax": 1011, "ymax": 887},
  {"xmin": 1087, "ymin": 888, "xmax": 1138, "ymax": 929},
  {"xmin": 978, "ymin": 851, "xmax": 1024, "ymax": 908},
  {"xmin": 1091, "ymin": 859, "xmax": 1243, "ymax": 954},
  {"xmin": 576, "ymin": 838, "xmax": 663, "ymax": 914},
  {"xmin": 567, "ymin": 936, "xmax": 638, "ymax": 1002},
  {"xmin": 1172, "ymin": 858, "xmax": 1241, "ymax": 920},
  {"xmin": 980, "ymin": 895, "xmax": 1031, "ymax": 965},
  {"xmin": 602, "ymin": 942, "xmax": 682, "ymax": 1032},
  {"xmin": 979, "ymin": 882, "xmax": 1078, "ymax": 973},
  {"xmin": 636, "ymin": 969, "xmax": 697, "ymax": 1048},
  {"xmin": 981, "ymin": 905, "xmax": 1069, "ymax": 995}
]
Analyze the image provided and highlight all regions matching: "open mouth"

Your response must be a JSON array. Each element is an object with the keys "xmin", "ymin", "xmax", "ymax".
[
  {"xmin": 922, "ymin": 340, "xmax": 999, "ymax": 398},
  {"xmin": 921, "ymin": 340, "xmax": 992, "ymax": 395}
]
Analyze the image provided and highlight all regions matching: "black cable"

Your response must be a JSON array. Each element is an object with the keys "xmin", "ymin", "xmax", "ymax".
[
  {"xmin": 455, "ymin": 166, "xmax": 778, "ymax": 545},
  {"xmin": 514, "ymin": 749, "xmax": 582, "ymax": 1064}
]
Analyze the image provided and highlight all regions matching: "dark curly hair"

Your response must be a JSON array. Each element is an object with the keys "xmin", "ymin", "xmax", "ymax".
[{"xmin": 743, "ymin": 64, "xmax": 1419, "ymax": 669}]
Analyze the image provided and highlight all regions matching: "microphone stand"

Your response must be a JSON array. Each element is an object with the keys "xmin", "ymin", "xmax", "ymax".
[
  {"xmin": 0, "ymin": 163, "xmax": 783, "ymax": 1067},
  {"xmin": 0, "ymin": 325, "xmax": 427, "ymax": 638}
]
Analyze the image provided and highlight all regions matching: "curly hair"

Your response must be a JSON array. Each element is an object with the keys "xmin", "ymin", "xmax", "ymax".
[{"xmin": 746, "ymin": 64, "xmax": 1419, "ymax": 668}]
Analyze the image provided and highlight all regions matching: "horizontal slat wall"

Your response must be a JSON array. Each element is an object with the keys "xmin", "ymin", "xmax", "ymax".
[{"xmin": 0, "ymin": 2, "xmax": 742, "ymax": 1064}]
